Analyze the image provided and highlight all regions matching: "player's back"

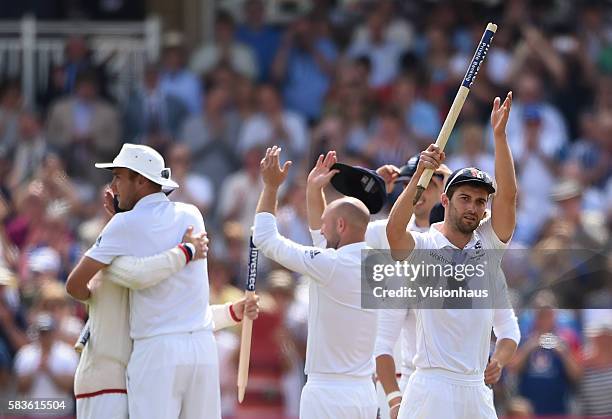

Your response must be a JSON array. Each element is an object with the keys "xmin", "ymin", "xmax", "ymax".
[{"xmin": 118, "ymin": 192, "xmax": 212, "ymax": 339}]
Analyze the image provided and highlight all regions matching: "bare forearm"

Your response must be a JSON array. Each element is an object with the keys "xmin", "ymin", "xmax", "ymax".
[
  {"xmin": 256, "ymin": 185, "xmax": 279, "ymax": 215},
  {"xmin": 387, "ymin": 168, "xmax": 420, "ymax": 249},
  {"xmin": 306, "ymin": 186, "xmax": 325, "ymax": 230},
  {"xmin": 376, "ymin": 355, "xmax": 401, "ymax": 395},
  {"xmin": 493, "ymin": 133, "xmax": 517, "ymax": 200},
  {"xmin": 491, "ymin": 338, "xmax": 518, "ymax": 368}
]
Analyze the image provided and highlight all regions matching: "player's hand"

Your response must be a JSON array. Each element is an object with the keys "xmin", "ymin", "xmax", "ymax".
[
  {"xmin": 390, "ymin": 401, "xmax": 401, "ymax": 419},
  {"xmin": 103, "ymin": 187, "xmax": 116, "ymax": 217},
  {"xmin": 416, "ymin": 144, "xmax": 445, "ymax": 174},
  {"xmin": 491, "ymin": 91, "xmax": 512, "ymax": 137},
  {"xmin": 182, "ymin": 226, "xmax": 209, "ymax": 260},
  {"xmin": 376, "ymin": 164, "xmax": 400, "ymax": 194},
  {"xmin": 484, "ymin": 357, "xmax": 503, "ymax": 385},
  {"xmin": 307, "ymin": 151, "xmax": 339, "ymax": 190},
  {"xmin": 232, "ymin": 294, "xmax": 260, "ymax": 321},
  {"xmin": 260, "ymin": 146, "xmax": 292, "ymax": 188}
]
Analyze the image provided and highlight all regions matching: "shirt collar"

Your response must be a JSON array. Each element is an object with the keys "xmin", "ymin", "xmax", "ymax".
[
  {"xmin": 429, "ymin": 222, "xmax": 480, "ymax": 250},
  {"xmin": 133, "ymin": 192, "xmax": 169, "ymax": 209}
]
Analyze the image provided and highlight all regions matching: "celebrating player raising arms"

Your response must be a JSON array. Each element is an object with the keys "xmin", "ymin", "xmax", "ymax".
[{"xmin": 386, "ymin": 93, "xmax": 520, "ymax": 419}]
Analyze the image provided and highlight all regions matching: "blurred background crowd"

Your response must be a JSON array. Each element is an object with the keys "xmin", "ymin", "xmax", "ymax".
[{"xmin": 0, "ymin": 0, "xmax": 611, "ymax": 418}]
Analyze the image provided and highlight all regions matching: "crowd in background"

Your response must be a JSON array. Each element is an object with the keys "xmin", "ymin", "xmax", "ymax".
[{"xmin": 0, "ymin": 0, "xmax": 611, "ymax": 418}]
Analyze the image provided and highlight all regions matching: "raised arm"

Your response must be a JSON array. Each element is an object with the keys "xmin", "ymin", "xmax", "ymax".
[
  {"xmin": 306, "ymin": 151, "xmax": 338, "ymax": 230},
  {"xmin": 490, "ymin": 92, "xmax": 517, "ymax": 243},
  {"xmin": 387, "ymin": 145, "xmax": 444, "ymax": 259}
]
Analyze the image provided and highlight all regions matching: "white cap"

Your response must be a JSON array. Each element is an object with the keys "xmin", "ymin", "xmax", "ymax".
[{"xmin": 95, "ymin": 144, "xmax": 179, "ymax": 192}]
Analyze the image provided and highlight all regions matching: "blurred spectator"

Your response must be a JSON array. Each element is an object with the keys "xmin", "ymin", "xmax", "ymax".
[
  {"xmin": 46, "ymin": 70, "xmax": 120, "ymax": 186},
  {"xmin": 208, "ymin": 258, "xmax": 242, "ymax": 305},
  {"xmin": 364, "ymin": 108, "xmax": 416, "ymax": 168},
  {"xmin": 167, "ymin": 143, "xmax": 214, "ymax": 215},
  {"xmin": 218, "ymin": 145, "xmax": 264, "ymax": 235},
  {"xmin": 0, "ymin": 80, "xmax": 23, "ymax": 158},
  {"xmin": 179, "ymin": 84, "xmax": 241, "ymax": 195},
  {"xmin": 267, "ymin": 270, "xmax": 306, "ymax": 419},
  {"xmin": 0, "ymin": 268, "xmax": 28, "ymax": 389},
  {"xmin": 236, "ymin": 0, "xmax": 283, "ymax": 82},
  {"xmin": 14, "ymin": 313, "xmax": 78, "ymax": 414},
  {"xmin": 32, "ymin": 281, "xmax": 83, "ymax": 346},
  {"xmin": 446, "ymin": 122, "xmax": 495, "ymax": 175},
  {"xmin": 272, "ymin": 14, "xmax": 337, "ymax": 121},
  {"xmin": 564, "ymin": 110, "xmax": 612, "ymax": 191},
  {"xmin": 160, "ymin": 32, "xmax": 202, "ymax": 114},
  {"xmin": 277, "ymin": 180, "xmax": 310, "ymax": 246},
  {"xmin": 351, "ymin": 0, "xmax": 414, "ymax": 51},
  {"xmin": 509, "ymin": 293, "xmax": 582, "ymax": 417},
  {"xmin": 59, "ymin": 35, "xmax": 109, "ymax": 100},
  {"xmin": 506, "ymin": 73, "xmax": 568, "ymax": 244},
  {"xmin": 504, "ymin": 397, "xmax": 535, "ymax": 419},
  {"xmin": 190, "ymin": 10, "xmax": 257, "ymax": 80},
  {"xmin": 238, "ymin": 85, "xmax": 307, "ymax": 162},
  {"xmin": 122, "ymin": 63, "xmax": 188, "ymax": 143},
  {"xmin": 579, "ymin": 310, "xmax": 612, "ymax": 417},
  {"xmin": 7, "ymin": 112, "xmax": 47, "ymax": 191},
  {"xmin": 391, "ymin": 75, "xmax": 441, "ymax": 147},
  {"xmin": 6, "ymin": 182, "xmax": 48, "ymax": 250},
  {"xmin": 348, "ymin": 10, "xmax": 405, "ymax": 89}
]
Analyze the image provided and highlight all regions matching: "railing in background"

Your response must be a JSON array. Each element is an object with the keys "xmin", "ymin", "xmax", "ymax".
[{"xmin": 0, "ymin": 15, "xmax": 161, "ymax": 108}]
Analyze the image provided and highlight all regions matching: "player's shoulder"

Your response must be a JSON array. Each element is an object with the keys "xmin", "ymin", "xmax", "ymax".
[{"xmin": 173, "ymin": 201, "xmax": 206, "ymax": 228}]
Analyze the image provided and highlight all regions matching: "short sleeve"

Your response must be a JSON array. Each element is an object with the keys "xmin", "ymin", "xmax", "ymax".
[
  {"xmin": 476, "ymin": 215, "xmax": 508, "ymax": 250},
  {"xmin": 365, "ymin": 219, "xmax": 389, "ymax": 250},
  {"xmin": 84, "ymin": 215, "xmax": 132, "ymax": 264}
]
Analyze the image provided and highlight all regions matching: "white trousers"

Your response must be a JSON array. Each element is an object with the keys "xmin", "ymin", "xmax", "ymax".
[
  {"xmin": 127, "ymin": 329, "xmax": 221, "ymax": 419},
  {"xmin": 299, "ymin": 374, "xmax": 377, "ymax": 419},
  {"xmin": 377, "ymin": 372, "xmax": 411, "ymax": 419},
  {"xmin": 76, "ymin": 393, "xmax": 128, "ymax": 419},
  {"xmin": 398, "ymin": 369, "xmax": 497, "ymax": 419}
]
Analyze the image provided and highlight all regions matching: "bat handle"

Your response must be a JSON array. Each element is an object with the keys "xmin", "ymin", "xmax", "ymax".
[
  {"xmin": 413, "ymin": 186, "xmax": 425, "ymax": 205},
  {"xmin": 413, "ymin": 167, "xmax": 435, "ymax": 204}
]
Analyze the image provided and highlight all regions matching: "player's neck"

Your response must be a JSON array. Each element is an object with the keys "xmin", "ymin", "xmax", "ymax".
[{"xmin": 439, "ymin": 222, "xmax": 472, "ymax": 249}]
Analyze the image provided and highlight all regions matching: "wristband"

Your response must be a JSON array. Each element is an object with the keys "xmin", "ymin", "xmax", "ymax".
[
  {"xmin": 229, "ymin": 303, "xmax": 242, "ymax": 323},
  {"xmin": 390, "ymin": 403, "xmax": 401, "ymax": 411},
  {"xmin": 178, "ymin": 243, "xmax": 195, "ymax": 263},
  {"xmin": 386, "ymin": 391, "xmax": 402, "ymax": 404}
]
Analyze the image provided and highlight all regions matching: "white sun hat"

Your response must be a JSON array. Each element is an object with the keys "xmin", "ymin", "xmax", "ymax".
[{"xmin": 95, "ymin": 144, "xmax": 179, "ymax": 192}]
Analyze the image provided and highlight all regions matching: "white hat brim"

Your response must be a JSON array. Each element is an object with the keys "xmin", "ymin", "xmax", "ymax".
[{"xmin": 94, "ymin": 163, "xmax": 179, "ymax": 191}]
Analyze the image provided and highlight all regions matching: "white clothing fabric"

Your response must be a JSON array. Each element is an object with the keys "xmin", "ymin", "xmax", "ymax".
[
  {"xmin": 127, "ymin": 329, "xmax": 220, "ymax": 419},
  {"xmin": 76, "ymin": 393, "xmax": 128, "ymax": 419},
  {"xmin": 299, "ymin": 374, "xmax": 377, "ymax": 419}
]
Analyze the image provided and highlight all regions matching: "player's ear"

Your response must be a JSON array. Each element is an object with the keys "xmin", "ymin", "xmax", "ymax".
[
  {"xmin": 336, "ymin": 217, "xmax": 345, "ymax": 233},
  {"xmin": 441, "ymin": 193, "xmax": 449, "ymax": 208}
]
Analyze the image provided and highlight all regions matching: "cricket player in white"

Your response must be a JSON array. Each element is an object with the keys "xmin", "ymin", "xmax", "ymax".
[
  {"xmin": 253, "ymin": 146, "xmax": 378, "ymax": 419},
  {"xmin": 65, "ymin": 144, "xmax": 242, "ymax": 419},
  {"xmin": 368, "ymin": 159, "xmax": 450, "ymax": 419},
  {"xmin": 386, "ymin": 92, "xmax": 520, "ymax": 419},
  {"xmin": 67, "ymin": 227, "xmax": 258, "ymax": 419}
]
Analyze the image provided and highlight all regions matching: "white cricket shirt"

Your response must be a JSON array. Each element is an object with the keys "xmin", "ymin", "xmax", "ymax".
[
  {"xmin": 254, "ymin": 212, "xmax": 377, "ymax": 377},
  {"xmin": 85, "ymin": 192, "xmax": 213, "ymax": 339},
  {"xmin": 365, "ymin": 217, "xmax": 426, "ymax": 376},
  {"xmin": 407, "ymin": 216, "xmax": 520, "ymax": 376}
]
